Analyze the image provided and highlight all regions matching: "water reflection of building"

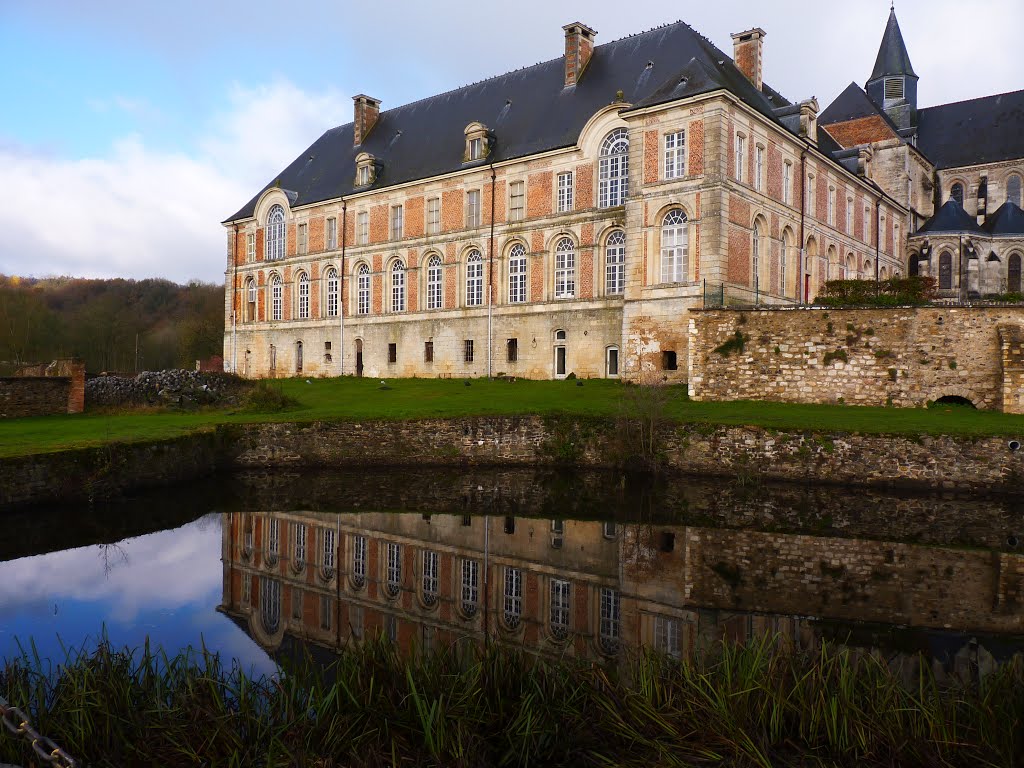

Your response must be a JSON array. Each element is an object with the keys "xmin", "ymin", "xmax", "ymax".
[{"xmin": 219, "ymin": 512, "xmax": 1024, "ymax": 673}]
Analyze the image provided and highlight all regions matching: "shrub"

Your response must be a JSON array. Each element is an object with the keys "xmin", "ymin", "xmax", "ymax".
[
  {"xmin": 816, "ymin": 276, "xmax": 936, "ymax": 307},
  {"xmin": 241, "ymin": 380, "xmax": 299, "ymax": 412}
]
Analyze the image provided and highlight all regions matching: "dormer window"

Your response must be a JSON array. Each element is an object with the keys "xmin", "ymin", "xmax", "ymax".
[
  {"xmin": 354, "ymin": 152, "xmax": 377, "ymax": 187},
  {"xmin": 464, "ymin": 122, "xmax": 491, "ymax": 163},
  {"xmin": 883, "ymin": 77, "xmax": 904, "ymax": 102}
]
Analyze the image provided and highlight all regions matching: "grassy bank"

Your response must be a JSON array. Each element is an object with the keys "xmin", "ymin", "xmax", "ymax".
[
  {"xmin": 4, "ymin": 376, "xmax": 1024, "ymax": 459},
  {"xmin": 1, "ymin": 637, "xmax": 1020, "ymax": 767}
]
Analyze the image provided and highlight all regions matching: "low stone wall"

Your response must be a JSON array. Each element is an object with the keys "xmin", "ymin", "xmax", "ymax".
[
  {"xmin": 0, "ymin": 377, "xmax": 71, "ymax": 418},
  {"xmin": 688, "ymin": 306, "xmax": 1024, "ymax": 411}
]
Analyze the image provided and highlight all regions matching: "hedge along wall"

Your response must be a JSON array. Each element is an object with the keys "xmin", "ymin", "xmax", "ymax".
[{"xmin": 688, "ymin": 306, "xmax": 1024, "ymax": 412}]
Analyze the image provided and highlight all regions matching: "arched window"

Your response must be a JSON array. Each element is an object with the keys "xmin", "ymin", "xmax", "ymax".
[
  {"xmin": 1009, "ymin": 253, "xmax": 1022, "ymax": 293},
  {"xmin": 265, "ymin": 204, "xmax": 285, "ymax": 261},
  {"xmin": 554, "ymin": 238, "xmax": 576, "ymax": 298},
  {"xmin": 939, "ymin": 252, "xmax": 953, "ymax": 290},
  {"xmin": 598, "ymin": 128, "xmax": 629, "ymax": 208},
  {"xmin": 846, "ymin": 254, "xmax": 856, "ymax": 279},
  {"xmin": 752, "ymin": 221, "xmax": 764, "ymax": 290},
  {"xmin": 605, "ymin": 230, "xmax": 625, "ymax": 294},
  {"xmin": 826, "ymin": 246, "xmax": 839, "ymax": 280},
  {"xmin": 460, "ymin": 559, "xmax": 479, "ymax": 617},
  {"xmin": 508, "ymin": 243, "xmax": 527, "ymax": 303},
  {"xmin": 270, "ymin": 274, "xmax": 283, "ymax": 321},
  {"xmin": 660, "ymin": 210, "xmax": 688, "ymax": 283},
  {"xmin": 357, "ymin": 264, "xmax": 370, "ymax": 315},
  {"xmin": 466, "ymin": 250, "xmax": 483, "ymax": 306},
  {"xmin": 426, "ymin": 255, "xmax": 443, "ymax": 309},
  {"xmin": 385, "ymin": 542, "xmax": 401, "ymax": 599},
  {"xmin": 950, "ymin": 183, "xmax": 964, "ymax": 206},
  {"xmin": 503, "ymin": 567, "xmax": 522, "ymax": 629},
  {"xmin": 296, "ymin": 272, "xmax": 310, "ymax": 319},
  {"xmin": 1008, "ymin": 175, "xmax": 1023, "ymax": 207},
  {"xmin": 781, "ymin": 228, "xmax": 795, "ymax": 297},
  {"xmin": 863, "ymin": 258, "xmax": 873, "ymax": 279},
  {"xmin": 325, "ymin": 268, "xmax": 339, "ymax": 317},
  {"xmin": 549, "ymin": 579, "xmax": 570, "ymax": 640},
  {"xmin": 259, "ymin": 577, "xmax": 281, "ymax": 635},
  {"xmin": 908, "ymin": 254, "xmax": 919, "ymax": 276},
  {"xmin": 390, "ymin": 260, "xmax": 406, "ymax": 312},
  {"xmin": 245, "ymin": 277, "xmax": 257, "ymax": 322}
]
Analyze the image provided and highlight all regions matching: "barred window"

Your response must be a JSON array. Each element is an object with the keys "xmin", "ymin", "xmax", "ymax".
[
  {"xmin": 422, "ymin": 550, "xmax": 439, "ymax": 607},
  {"xmin": 660, "ymin": 209, "xmax": 688, "ymax": 283},
  {"xmin": 320, "ymin": 528, "xmax": 336, "ymax": 580},
  {"xmin": 664, "ymin": 130, "xmax": 685, "ymax": 179},
  {"xmin": 386, "ymin": 542, "xmax": 401, "ymax": 598},
  {"xmin": 466, "ymin": 250, "xmax": 483, "ymax": 306},
  {"xmin": 427, "ymin": 255, "xmax": 443, "ymax": 309},
  {"xmin": 390, "ymin": 260, "xmax": 406, "ymax": 312},
  {"xmin": 554, "ymin": 237, "xmax": 576, "ymax": 298},
  {"xmin": 598, "ymin": 129, "xmax": 629, "ymax": 208},
  {"xmin": 351, "ymin": 534, "xmax": 367, "ymax": 588},
  {"xmin": 503, "ymin": 567, "xmax": 522, "ymax": 629},
  {"xmin": 508, "ymin": 244, "xmax": 527, "ymax": 303},
  {"xmin": 599, "ymin": 587, "xmax": 621, "ymax": 654},
  {"xmin": 260, "ymin": 577, "xmax": 281, "ymax": 634},
  {"xmin": 270, "ymin": 274, "xmax": 283, "ymax": 321},
  {"xmin": 325, "ymin": 268, "xmax": 339, "ymax": 317},
  {"xmin": 461, "ymin": 559, "xmax": 479, "ymax": 617},
  {"xmin": 605, "ymin": 230, "xmax": 625, "ymax": 294},
  {"xmin": 464, "ymin": 339, "xmax": 474, "ymax": 363},
  {"xmin": 557, "ymin": 171, "xmax": 574, "ymax": 212},
  {"xmin": 357, "ymin": 264, "xmax": 370, "ymax": 315},
  {"xmin": 509, "ymin": 181, "xmax": 525, "ymax": 221},
  {"xmin": 267, "ymin": 518, "xmax": 280, "ymax": 564},
  {"xmin": 266, "ymin": 204, "xmax": 285, "ymax": 261},
  {"xmin": 291, "ymin": 522, "xmax": 307, "ymax": 572},
  {"xmin": 655, "ymin": 616, "xmax": 681, "ymax": 658},
  {"xmin": 297, "ymin": 272, "xmax": 310, "ymax": 319},
  {"xmin": 550, "ymin": 579, "xmax": 570, "ymax": 640}
]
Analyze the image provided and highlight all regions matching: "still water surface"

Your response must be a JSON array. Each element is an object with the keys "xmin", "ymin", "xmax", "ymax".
[{"xmin": 2, "ymin": 469, "xmax": 1022, "ymax": 680}]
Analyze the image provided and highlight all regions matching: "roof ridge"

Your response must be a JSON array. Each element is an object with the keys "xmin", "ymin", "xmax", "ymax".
[{"xmin": 920, "ymin": 87, "xmax": 1024, "ymax": 113}]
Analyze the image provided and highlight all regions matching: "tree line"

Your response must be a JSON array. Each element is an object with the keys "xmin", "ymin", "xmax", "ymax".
[{"xmin": 0, "ymin": 275, "xmax": 224, "ymax": 374}]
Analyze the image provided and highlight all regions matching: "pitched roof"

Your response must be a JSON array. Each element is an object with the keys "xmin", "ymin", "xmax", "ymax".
[
  {"xmin": 225, "ymin": 20, "xmax": 791, "ymax": 223},
  {"xmin": 819, "ymin": 82, "xmax": 903, "ymax": 148},
  {"xmin": 820, "ymin": 82, "xmax": 886, "ymax": 125},
  {"xmin": 985, "ymin": 201, "xmax": 1024, "ymax": 236},
  {"xmin": 869, "ymin": 8, "xmax": 917, "ymax": 81},
  {"xmin": 915, "ymin": 200, "xmax": 984, "ymax": 235},
  {"xmin": 916, "ymin": 90, "xmax": 1024, "ymax": 169}
]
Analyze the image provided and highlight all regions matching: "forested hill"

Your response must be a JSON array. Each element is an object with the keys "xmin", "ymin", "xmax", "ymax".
[{"xmin": 0, "ymin": 275, "xmax": 224, "ymax": 374}]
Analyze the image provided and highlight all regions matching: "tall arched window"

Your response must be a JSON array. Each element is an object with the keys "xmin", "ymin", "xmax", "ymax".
[
  {"xmin": 390, "ymin": 260, "xmax": 406, "ymax": 312},
  {"xmin": 266, "ymin": 204, "xmax": 285, "ymax": 261},
  {"xmin": 1009, "ymin": 253, "xmax": 1022, "ymax": 293},
  {"xmin": 259, "ymin": 577, "xmax": 281, "ymax": 635},
  {"xmin": 325, "ymin": 268, "xmax": 339, "ymax": 317},
  {"xmin": 752, "ymin": 221, "xmax": 765, "ymax": 290},
  {"xmin": 660, "ymin": 210, "xmax": 688, "ymax": 283},
  {"xmin": 846, "ymin": 253, "xmax": 856, "ymax": 279},
  {"xmin": 270, "ymin": 274, "xmax": 283, "ymax": 321},
  {"xmin": 357, "ymin": 264, "xmax": 370, "ymax": 315},
  {"xmin": 605, "ymin": 230, "xmax": 625, "ymax": 294},
  {"xmin": 1008, "ymin": 175, "xmax": 1023, "ymax": 207},
  {"xmin": 245, "ymin": 277, "xmax": 257, "ymax": 322},
  {"xmin": 908, "ymin": 254, "xmax": 919, "ymax": 276},
  {"xmin": 554, "ymin": 237, "xmax": 576, "ymax": 298},
  {"xmin": 508, "ymin": 244, "xmax": 527, "ymax": 303},
  {"xmin": 426, "ymin": 255, "xmax": 443, "ymax": 309},
  {"xmin": 950, "ymin": 183, "xmax": 964, "ymax": 206},
  {"xmin": 781, "ymin": 228, "xmax": 795, "ymax": 297},
  {"xmin": 297, "ymin": 272, "xmax": 310, "ymax": 319},
  {"xmin": 466, "ymin": 250, "xmax": 483, "ymax": 306},
  {"xmin": 863, "ymin": 258, "xmax": 873, "ymax": 279},
  {"xmin": 598, "ymin": 128, "xmax": 629, "ymax": 208},
  {"xmin": 939, "ymin": 252, "xmax": 953, "ymax": 290}
]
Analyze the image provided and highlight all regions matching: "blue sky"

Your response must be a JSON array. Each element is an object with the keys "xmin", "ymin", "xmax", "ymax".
[{"xmin": 1, "ymin": 0, "xmax": 1021, "ymax": 283}]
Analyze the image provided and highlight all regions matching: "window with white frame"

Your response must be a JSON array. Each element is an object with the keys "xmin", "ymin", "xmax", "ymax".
[
  {"xmin": 783, "ymin": 162, "xmax": 793, "ymax": 205},
  {"xmin": 598, "ymin": 128, "xmax": 629, "ymax": 208},
  {"xmin": 752, "ymin": 221, "xmax": 764, "ymax": 290},
  {"xmin": 468, "ymin": 136, "xmax": 483, "ymax": 161},
  {"xmin": 270, "ymin": 274, "xmax": 283, "ymax": 321},
  {"xmin": 390, "ymin": 205, "xmax": 403, "ymax": 240},
  {"xmin": 246, "ymin": 232, "xmax": 256, "ymax": 263},
  {"xmin": 599, "ymin": 587, "xmax": 621, "ymax": 654},
  {"xmin": 390, "ymin": 260, "xmax": 406, "ymax": 312},
  {"xmin": 385, "ymin": 542, "xmax": 401, "ymax": 598},
  {"xmin": 357, "ymin": 211, "xmax": 369, "ymax": 245},
  {"xmin": 245, "ymin": 278, "xmax": 257, "ymax": 322},
  {"xmin": 320, "ymin": 528, "xmax": 336, "ymax": 579},
  {"xmin": 297, "ymin": 223, "xmax": 308, "ymax": 255},
  {"xmin": 503, "ymin": 567, "xmax": 522, "ymax": 629},
  {"xmin": 606, "ymin": 346, "xmax": 619, "ymax": 377},
  {"xmin": 605, "ymin": 230, "xmax": 625, "ymax": 294},
  {"xmin": 297, "ymin": 272, "xmax": 310, "ymax": 319},
  {"xmin": 421, "ymin": 550, "xmax": 439, "ymax": 606},
  {"xmin": 550, "ymin": 579, "xmax": 570, "ymax": 640},
  {"xmin": 660, "ymin": 209, "xmax": 688, "ymax": 283},
  {"xmin": 466, "ymin": 250, "xmax": 483, "ymax": 306},
  {"xmin": 327, "ymin": 217, "xmax": 337, "ymax": 250},
  {"xmin": 325, "ymin": 268, "xmax": 339, "ymax": 317},
  {"xmin": 508, "ymin": 244, "xmax": 527, "ymax": 303},
  {"xmin": 260, "ymin": 577, "xmax": 281, "ymax": 634},
  {"xmin": 461, "ymin": 559, "xmax": 479, "ymax": 617},
  {"xmin": 266, "ymin": 204, "xmax": 285, "ymax": 261},
  {"xmin": 755, "ymin": 144, "xmax": 764, "ymax": 192},
  {"xmin": 554, "ymin": 237, "xmax": 576, "ymax": 298},
  {"xmin": 426, "ymin": 255, "xmax": 443, "ymax": 309},
  {"xmin": 509, "ymin": 181, "xmax": 525, "ymax": 221},
  {"xmin": 267, "ymin": 517, "xmax": 280, "ymax": 563},
  {"xmin": 291, "ymin": 522, "xmax": 307, "ymax": 571},
  {"xmin": 828, "ymin": 187, "xmax": 836, "ymax": 226},
  {"xmin": 427, "ymin": 197, "xmax": 440, "ymax": 234},
  {"xmin": 664, "ymin": 130, "xmax": 685, "ymax": 179},
  {"xmin": 351, "ymin": 534, "xmax": 367, "ymax": 588},
  {"xmin": 557, "ymin": 171, "xmax": 574, "ymax": 212},
  {"xmin": 654, "ymin": 616, "xmax": 681, "ymax": 658},
  {"xmin": 467, "ymin": 190, "xmax": 481, "ymax": 228},
  {"xmin": 734, "ymin": 134, "xmax": 746, "ymax": 182},
  {"xmin": 357, "ymin": 264, "xmax": 370, "ymax": 315}
]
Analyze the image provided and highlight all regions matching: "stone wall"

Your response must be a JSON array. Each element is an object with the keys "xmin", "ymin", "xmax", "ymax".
[
  {"xmin": 0, "ymin": 359, "xmax": 85, "ymax": 418},
  {"xmin": 688, "ymin": 306, "xmax": 1024, "ymax": 411}
]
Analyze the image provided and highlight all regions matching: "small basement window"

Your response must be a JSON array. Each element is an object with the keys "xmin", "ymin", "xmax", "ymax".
[{"xmin": 662, "ymin": 351, "xmax": 678, "ymax": 371}]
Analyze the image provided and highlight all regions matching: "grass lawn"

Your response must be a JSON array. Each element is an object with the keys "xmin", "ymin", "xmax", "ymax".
[{"xmin": 3, "ymin": 376, "xmax": 1024, "ymax": 459}]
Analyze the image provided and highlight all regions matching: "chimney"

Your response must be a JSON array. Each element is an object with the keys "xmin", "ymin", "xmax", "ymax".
[
  {"xmin": 563, "ymin": 22, "xmax": 597, "ymax": 87},
  {"xmin": 731, "ymin": 28, "xmax": 766, "ymax": 91},
  {"xmin": 353, "ymin": 94, "xmax": 381, "ymax": 147}
]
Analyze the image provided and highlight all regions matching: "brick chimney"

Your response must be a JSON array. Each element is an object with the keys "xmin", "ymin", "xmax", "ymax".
[
  {"xmin": 731, "ymin": 28, "xmax": 766, "ymax": 91},
  {"xmin": 563, "ymin": 22, "xmax": 597, "ymax": 87},
  {"xmin": 353, "ymin": 94, "xmax": 381, "ymax": 147}
]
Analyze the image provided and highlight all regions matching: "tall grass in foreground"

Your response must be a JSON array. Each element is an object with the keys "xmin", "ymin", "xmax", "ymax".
[{"xmin": 1, "ymin": 636, "xmax": 1021, "ymax": 767}]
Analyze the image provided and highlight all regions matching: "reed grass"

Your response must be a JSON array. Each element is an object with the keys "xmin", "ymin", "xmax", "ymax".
[{"xmin": 1, "ymin": 636, "xmax": 1020, "ymax": 767}]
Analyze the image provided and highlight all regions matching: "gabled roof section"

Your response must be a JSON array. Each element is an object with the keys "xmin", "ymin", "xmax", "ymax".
[
  {"xmin": 225, "ymin": 20, "xmax": 792, "ymax": 223},
  {"xmin": 819, "ymin": 82, "xmax": 903, "ymax": 149},
  {"xmin": 915, "ymin": 200, "xmax": 984, "ymax": 235},
  {"xmin": 985, "ymin": 201, "xmax": 1024, "ymax": 236},
  {"xmin": 917, "ymin": 90, "xmax": 1024, "ymax": 169},
  {"xmin": 869, "ymin": 8, "xmax": 917, "ymax": 81}
]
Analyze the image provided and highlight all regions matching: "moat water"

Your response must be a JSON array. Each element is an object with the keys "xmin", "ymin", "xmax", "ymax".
[{"xmin": 2, "ymin": 469, "xmax": 1023, "ymax": 680}]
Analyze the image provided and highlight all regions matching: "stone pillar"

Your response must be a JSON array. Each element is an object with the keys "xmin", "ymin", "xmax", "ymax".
[
  {"xmin": 997, "ymin": 324, "xmax": 1024, "ymax": 414},
  {"xmin": 67, "ymin": 359, "xmax": 85, "ymax": 414}
]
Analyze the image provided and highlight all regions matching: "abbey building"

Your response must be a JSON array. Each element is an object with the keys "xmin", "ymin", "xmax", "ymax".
[{"xmin": 222, "ymin": 10, "xmax": 1024, "ymax": 380}]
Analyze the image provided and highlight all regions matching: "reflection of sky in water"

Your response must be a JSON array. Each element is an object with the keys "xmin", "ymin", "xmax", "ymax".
[{"xmin": 0, "ymin": 514, "xmax": 276, "ymax": 676}]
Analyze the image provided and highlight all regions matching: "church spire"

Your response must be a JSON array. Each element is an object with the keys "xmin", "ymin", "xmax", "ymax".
[
  {"xmin": 865, "ymin": 6, "xmax": 918, "ymax": 131},
  {"xmin": 869, "ymin": 6, "xmax": 917, "ymax": 81}
]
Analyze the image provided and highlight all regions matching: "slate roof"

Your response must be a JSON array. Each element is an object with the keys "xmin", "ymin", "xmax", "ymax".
[
  {"xmin": 225, "ymin": 20, "xmax": 792, "ymax": 223},
  {"xmin": 869, "ymin": 8, "xmax": 917, "ymax": 81},
  {"xmin": 916, "ymin": 90, "xmax": 1024, "ymax": 169},
  {"xmin": 914, "ymin": 200, "xmax": 984, "ymax": 235},
  {"xmin": 820, "ymin": 82, "xmax": 895, "ymax": 128},
  {"xmin": 985, "ymin": 201, "xmax": 1024, "ymax": 236}
]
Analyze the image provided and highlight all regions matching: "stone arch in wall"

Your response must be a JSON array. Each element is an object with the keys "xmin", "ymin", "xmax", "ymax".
[{"xmin": 927, "ymin": 385, "xmax": 982, "ymax": 410}]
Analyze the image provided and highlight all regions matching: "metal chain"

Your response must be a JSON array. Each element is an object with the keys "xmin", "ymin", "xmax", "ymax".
[{"xmin": 0, "ymin": 693, "xmax": 78, "ymax": 768}]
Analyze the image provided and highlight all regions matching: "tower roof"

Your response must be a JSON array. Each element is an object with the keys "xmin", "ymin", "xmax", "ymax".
[{"xmin": 869, "ymin": 7, "xmax": 917, "ymax": 82}]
